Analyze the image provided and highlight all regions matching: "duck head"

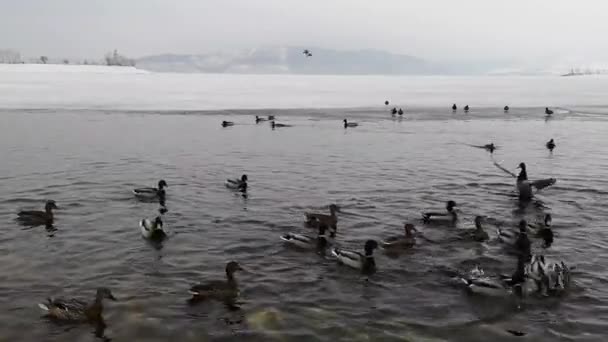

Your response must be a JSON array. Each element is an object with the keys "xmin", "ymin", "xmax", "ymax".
[
  {"xmin": 45, "ymin": 200, "xmax": 58, "ymax": 212},
  {"xmin": 226, "ymin": 261, "xmax": 243, "ymax": 276},
  {"xmin": 96, "ymin": 287, "xmax": 116, "ymax": 301},
  {"xmin": 518, "ymin": 219, "xmax": 528, "ymax": 233},
  {"xmin": 544, "ymin": 214, "xmax": 552, "ymax": 227},
  {"xmin": 343, "ymin": 119, "xmax": 347, "ymax": 124},
  {"xmin": 404, "ymin": 223, "xmax": 417, "ymax": 237},
  {"xmin": 241, "ymin": 174, "xmax": 248, "ymax": 182},
  {"xmin": 474, "ymin": 216, "xmax": 484, "ymax": 230},
  {"xmin": 329, "ymin": 204, "xmax": 340, "ymax": 214},
  {"xmin": 446, "ymin": 200, "xmax": 457, "ymax": 212},
  {"xmin": 517, "ymin": 163, "xmax": 528, "ymax": 181},
  {"xmin": 364, "ymin": 240, "xmax": 379, "ymax": 255}
]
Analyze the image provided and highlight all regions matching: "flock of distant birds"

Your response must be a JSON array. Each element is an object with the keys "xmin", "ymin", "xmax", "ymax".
[{"xmin": 14, "ymin": 101, "xmax": 569, "ymax": 334}]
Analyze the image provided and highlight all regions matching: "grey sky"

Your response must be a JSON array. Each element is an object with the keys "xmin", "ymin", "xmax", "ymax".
[{"xmin": 1, "ymin": 0, "xmax": 607, "ymax": 64}]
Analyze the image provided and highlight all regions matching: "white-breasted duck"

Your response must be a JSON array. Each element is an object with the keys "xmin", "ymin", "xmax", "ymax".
[
  {"xmin": 38, "ymin": 287, "xmax": 116, "ymax": 323},
  {"xmin": 140, "ymin": 216, "xmax": 167, "ymax": 241},
  {"xmin": 17, "ymin": 200, "xmax": 57, "ymax": 225},
  {"xmin": 422, "ymin": 200, "xmax": 458, "ymax": 224},
  {"xmin": 281, "ymin": 224, "xmax": 328, "ymax": 251},
  {"xmin": 382, "ymin": 223, "xmax": 417, "ymax": 248},
  {"xmin": 133, "ymin": 180, "xmax": 167, "ymax": 199},
  {"xmin": 189, "ymin": 261, "xmax": 243, "ymax": 301},
  {"xmin": 546, "ymin": 139, "xmax": 556, "ymax": 151},
  {"xmin": 225, "ymin": 174, "xmax": 248, "ymax": 191},
  {"xmin": 332, "ymin": 240, "xmax": 378, "ymax": 273},
  {"xmin": 343, "ymin": 119, "xmax": 358, "ymax": 128},
  {"xmin": 545, "ymin": 107, "xmax": 554, "ymax": 115}
]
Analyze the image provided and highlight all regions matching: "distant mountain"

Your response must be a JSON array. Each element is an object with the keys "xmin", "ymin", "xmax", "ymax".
[{"xmin": 136, "ymin": 47, "xmax": 443, "ymax": 75}]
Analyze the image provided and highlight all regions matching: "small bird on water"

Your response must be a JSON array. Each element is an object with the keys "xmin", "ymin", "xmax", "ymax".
[
  {"xmin": 452, "ymin": 104, "xmax": 457, "ymax": 111},
  {"xmin": 504, "ymin": 105, "xmax": 509, "ymax": 112},
  {"xmin": 546, "ymin": 139, "xmax": 556, "ymax": 152},
  {"xmin": 464, "ymin": 105, "xmax": 470, "ymax": 112},
  {"xmin": 545, "ymin": 107, "xmax": 554, "ymax": 115}
]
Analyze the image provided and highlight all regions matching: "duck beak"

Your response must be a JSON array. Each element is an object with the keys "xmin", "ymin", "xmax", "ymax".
[{"xmin": 108, "ymin": 294, "xmax": 117, "ymax": 301}]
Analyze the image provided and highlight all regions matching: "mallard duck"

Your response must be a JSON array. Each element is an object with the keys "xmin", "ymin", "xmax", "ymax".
[
  {"xmin": 331, "ymin": 240, "xmax": 378, "ymax": 273},
  {"xmin": 382, "ymin": 223, "xmax": 417, "ymax": 248},
  {"xmin": 189, "ymin": 261, "xmax": 243, "ymax": 301},
  {"xmin": 504, "ymin": 105, "xmax": 510, "ymax": 112},
  {"xmin": 343, "ymin": 119, "xmax": 358, "ymax": 128},
  {"xmin": 271, "ymin": 121, "xmax": 290, "ymax": 128},
  {"xmin": 463, "ymin": 261, "xmax": 537, "ymax": 297},
  {"xmin": 546, "ymin": 139, "xmax": 556, "ymax": 152},
  {"xmin": 17, "ymin": 200, "xmax": 57, "ymax": 225},
  {"xmin": 462, "ymin": 274, "xmax": 511, "ymax": 296},
  {"xmin": 225, "ymin": 174, "xmax": 247, "ymax": 191},
  {"xmin": 461, "ymin": 216, "xmax": 489, "ymax": 242},
  {"xmin": 38, "ymin": 287, "xmax": 116, "ymax": 322},
  {"xmin": 422, "ymin": 200, "xmax": 457, "ymax": 224},
  {"xmin": 516, "ymin": 163, "xmax": 556, "ymax": 200},
  {"xmin": 140, "ymin": 216, "xmax": 167, "ymax": 241},
  {"xmin": 133, "ymin": 180, "xmax": 167, "ymax": 199},
  {"xmin": 281, "ymin": 224, "xmax": 328, "ymax": 250},
  {"xmin": 545, "ymin": 107, "xmax": 554, "ymax": 115},
  {"xmin": 526, "ymin": 254, "xmax": 571, "ymax": 294},
  {"xmin": 305, "ymin": 204, "xmax": 339, "ymax": 233},
  {"xmin": 255, "ymin": 115, "xmax": 267, "ymax": 123},
  {"xmin": 464, "ymin": 105, "xmax": 470, "ymax": 112},
  {"xmin": 222, "ymin": 121, "xmax": 235, "ymax": 127}
]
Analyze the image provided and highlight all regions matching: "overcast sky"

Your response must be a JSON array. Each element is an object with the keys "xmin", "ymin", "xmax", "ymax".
[{"xmin": 1, "ymin": 0, "xmax": 606, "ymax": 64}]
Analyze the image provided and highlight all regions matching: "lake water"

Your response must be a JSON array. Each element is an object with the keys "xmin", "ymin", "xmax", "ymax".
[{"xmin": 1, "ymin": 65, "xmax": 608, "ymax": 341}]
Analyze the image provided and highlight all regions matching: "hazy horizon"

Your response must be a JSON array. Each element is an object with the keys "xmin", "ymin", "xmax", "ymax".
[{"xmin": 2, "ymin": 0, "xmax": 607, "ymax": 67}]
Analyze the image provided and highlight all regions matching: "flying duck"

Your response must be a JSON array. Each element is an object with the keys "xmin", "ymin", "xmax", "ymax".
[
  {"xmin": 382, "ymin": 223, "xmax": 417, "ymax": 248},
  {"xmin": 343, "ymin": 119, "xmax": 358, "ymax": 128},
  {"xmin": 225, "ymin": 174, "xmax": 248, "ymax": 191},
  {"xmin": 133, "ymin": 180, "xmax": 167, "ymax": 199},
  {"xmin": 140, "ymin": 216, "xmax": 167, "ymax": 241},
  {"xmin": 38, "ymin": 287, "xmax": 116, "ymax": 323},
  {"xmin": 331, "ymin": 240, "xmax": 378, "ymax": 273},
  {"xmin": 189, "ymin": 261, "xmax": 243, "ymax": 301},
  {"xmin": 17, "ymin": 200, "xmax": 57, "ymax": 225},
  {"xmin": 422, "ymin": 200, "xmax": 458, "ymax": 224}
]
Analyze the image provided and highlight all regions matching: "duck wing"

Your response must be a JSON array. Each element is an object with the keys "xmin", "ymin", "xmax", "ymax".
[
  {"xmin": 17, "ymin": 210, "xmax": 46, "ymax": 218},
  {"xmin": 133, "ymin": 187, "xmax": 158, "ymax": 195},
  {"xmin": 189, "ymin": 280, "xmax": 236, "ymax": 297},
  {"xmin": 281, "ymin": 233, "xmax": 315, "ymax": 247},
  {"xmin": 530, "ymin": 178, "xmax": 556, "ymax": 190},
  {"xmin": 332, "ymin": 248, "xmax": 363, "ymax": 268}
]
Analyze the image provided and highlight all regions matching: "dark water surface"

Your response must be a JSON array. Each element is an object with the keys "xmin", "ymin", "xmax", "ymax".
[{"xmin": 1, "ymin": 108, "xmax": 608, "ymax": 341}]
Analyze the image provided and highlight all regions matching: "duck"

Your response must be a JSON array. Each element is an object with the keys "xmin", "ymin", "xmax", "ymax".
[
  {"xmin": 271, "ymin": 121, "xmax": 290, "ymax": 128},
  {"xmin": 545, "ymin": 107, "xmax": 554, "ymax": 115},
  {"xmin": 516, "ymin": 162, "xmax": 556, "ymax": 200},
  {"xmin": 452, "ymin": 104, "xmax": 457, "ymax": 111},
  {"xmin": 255, "ymin": 115, "xmax": 267, "ymax": 123},
  {"xmin": 391, "ymin": 107, "xmax": 397, "ymax": 115},
  {"xmin": 461, "ymin": 271, "xmax": 511, "ymax": 296},
  {"xmin": 529, "ymin": 214, "xmax": 553, "ymax": 241},
  {"xmin": 133, "ymin": 180, "xmax": 167, "ymax": 199},
  {"xmin": 382, "ymin": 223, "xmax": 417, "ymax": 248},
  {"xmin": 462, "ymin": 216, "xmax": 489, "ymax": 242},
  {"xmin": 498, "ymin": 219, "xmax": 527, "ymax": 245},
  {"xmin": 305, "ymin": 204, "xmax": 339, "ymax": 234},
  {"xmin": 504, "ymin": 105, "xmax": 510, "ymax": 112},
  {"xmin": 331, "ymin": 240, "xmax": 378, "ymax": 273},
  {"xmin": 17, "ymin": 200, "xmax": 57, "ymax": 225},
  {"xmin": 221, "ymin": 121, "xmax": 235, "ymax": 127},
  {"xmin": 343, "ymin": 119, "xmax": 358, "ymax": 128},
  {"xmin": 189, "ymin": 261, "xmax": 243, "ymax": 301},
  {"xmin": 281, "ymin": 224, "xmax": 328, "ymax": 250},
  {"xmin": 398, "ymin": 108, "xmax": 404, "ymax": 115},
  {"xmin": 38, "ymin": 287, "xmax": 116, "ymax": 323},
  {"xmin": 526, "ymin": 254, "xmax": 571, "ymax": 294},
  {"xmin": 225, "ymin": 174, "xmax": 248, "ymax": 191},
  {"xmin": 422, "ymin": 200, "xmax": 458, "ymax": 224},
  {"xmin": 385, "ymin": 100, "xmax": 389, "ymax": 105},
  {"xmin": 546, "ymin": 139, "xmax": 556, "ymax": 152},
  {"xmin": 268, "ymin": 115, "xmax": 275, "ymax": 120},
  {"xmin": 140, "ymin": 216, "xmax": 167, "ymax": 241},
  {"xmin": 464, "ymin": 105, "xmax": 470, "ymax": 112}
]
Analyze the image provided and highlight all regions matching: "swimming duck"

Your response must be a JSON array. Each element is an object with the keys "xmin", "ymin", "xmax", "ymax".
[
  {"xmin": 281, "ymin": 224, "xmax": 328, "ymax": 250},
  {"xmin": 452, "ymin": 104, "xmax": 457, "ymax": 111},
  {"xmin": 343, "ymin": 119, "xmax": 358, "ymax": 128},
  {"xmin": 461, "ymin": 269, "xmax": 511, "ymax": 296},
  {"xmin": 545, "ymin": 107, "xmax": 554, "ymax": 115},
  {"xmin": 255, "ymin": 115, "xmax": 267, "ymax": 123},
  {"xmin": 271, "ymin": 121, "xmax": 290, "ymax": 128},
  {"xmin": 391, "ymin": 107, "xmax": 397, "ymax": 115},
  {"xmin": 546, "ymin": 139, "xmax": 556, "ymax": 152},
  {"xmin": 305, "ymin": 204, "xmax": 339, "ymax": 232},
  {"xmin": 529, "ymin": 214, "xmax": 553, "ymax": 244},
  {"xmin": 189, "ymin": 261, "xmax": 243, "ymax": 301},
  {"xmin": 382, "ymin": 223, "xmax": 417, "ymax": 248},
  {"xmin": 140, "ymin": 216, "xmax": 167, "ymax": 241},
  {"xmin": 133, "ymin": 180, "xmax": 167, "ymax": 199},
  {"xmin": 38, "ymin": 287, "xmax": 116, "ymax": 323},
  {"xmin": 268, "ymin": 115, "xmax": 275, "ymax": 120},
  {"xmin": 462, "ymin": 216, "xmax": 489, "ymax": 242},
  {"xmin": 225, "ymin": 174, "xmax": 248, "ymax": 191},
  {"xmin": 464, "ymin": 105, "xmax": 470, "ymax": 112},
  {"xmin": 222, "ymin": 121, "xmax": 235, "ymax": 127},
  {"xmin": 385, "ymin": 100, "xmax": 389, "ymax": 105},
  {"xmin": 398, "ymin": 108, "xmax": 404, "ymax": 115},
  {"xmin": 526, "ymin": 254, "xmax": 570, "ymax": 294},
  {"xmin": 331, "ymin": 240, "xmax": 378, "ymax": 273},
  {"xmin": 422, "ymin": 200, "xmax": 458, "ymax": 224},
  {"xmin": 504, "ymin": 106, "xmax": 510, "ymax": 112},
  {"xmin": 17, "ymin": 200, "xmax": 57, "ymax": 225}
]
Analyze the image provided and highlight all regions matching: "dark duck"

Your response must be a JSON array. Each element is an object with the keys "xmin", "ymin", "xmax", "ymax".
[
  {"xmin": 133, "ymin": 180, "xmax": 167, "ymax": 199},
  {"xmin": 17, "ymin": 200, "xmax": 57, "ymax": 226}
]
